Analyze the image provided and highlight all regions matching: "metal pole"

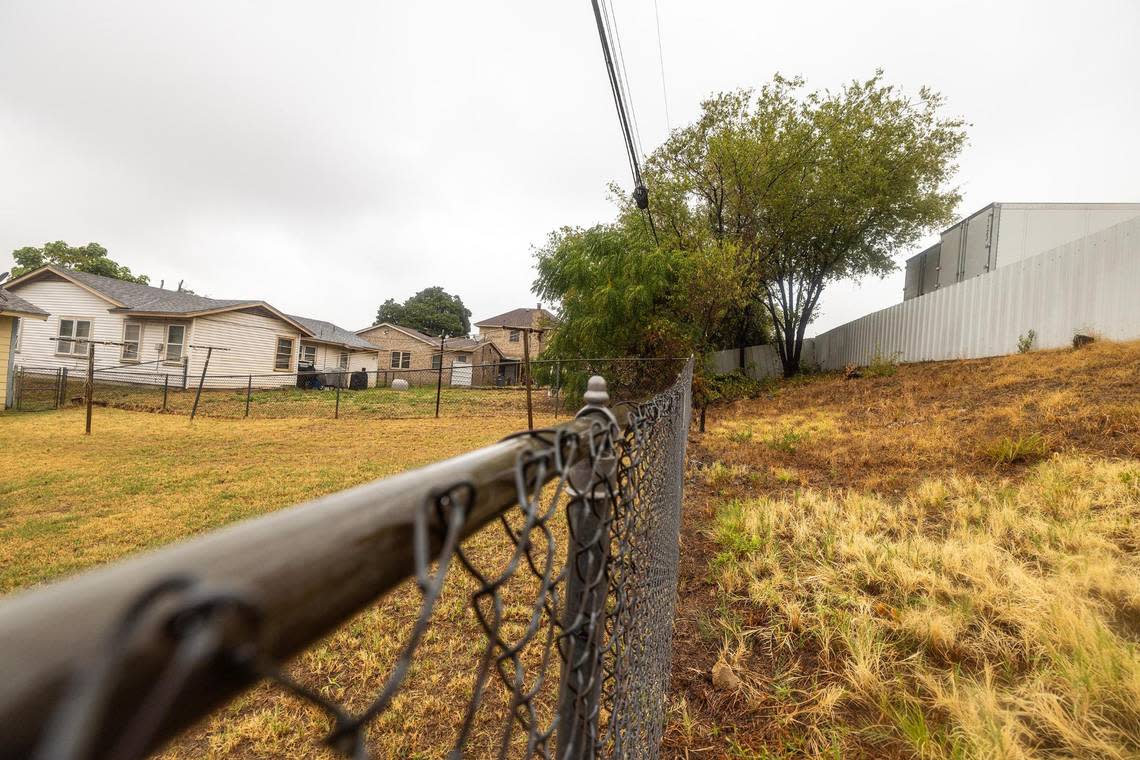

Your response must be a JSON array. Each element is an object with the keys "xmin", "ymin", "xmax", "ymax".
[
  {"xmin": 522, "ymin": 328, "xmax": 534, "ymax": 430},
  {"xmin": 162, "ymin": 374, "xmax": 169, "ymax": 412},
  {"xmin": 245, "ymin": 374, "xmax": 252, "ymax": 418},
  {"xmin": 335, "ymin": 376, "xmax": 341, "ymax": 419},
  {"xmin": 189, "ymin": 347, "xmax": 212, "ymax": 421},
  {"xmin": 434, "ymin": 334, "xmax": 445, "ymax": 419},
  {"xmin": 84, "ymin": 342, "xmax": 95, "ymax": 435},
  {"xmin": 182, "ymin": 356, "xmax": 189, "ymax": 390},
  {"xmin": 54, "ymin": 368, "xmax": 61, "ymax": 410},
  {"xmin": 553, "ymin": 360, "xmax": 561, "ymax": 419},
  {"xmin": 556, "ymin": 376, "xmax": 617, "ymax": 759},
  {"xmin": 59, "ymin": 367, "xmax": 68, "ymax": 408}
]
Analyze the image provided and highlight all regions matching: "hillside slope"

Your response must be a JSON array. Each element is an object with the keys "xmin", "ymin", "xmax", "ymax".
[{"xmin": 668, "ymin": 340, "xmax": 1140, "ymax": 759}]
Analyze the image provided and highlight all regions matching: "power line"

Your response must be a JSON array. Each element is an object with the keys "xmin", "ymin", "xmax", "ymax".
[
  {"xmin": 588, "ymin": 0, "xmax": 651, "ymax": 218},
  {"xmin": 653, "ymin": 0, "xmax": 670, "ymax": 131}
]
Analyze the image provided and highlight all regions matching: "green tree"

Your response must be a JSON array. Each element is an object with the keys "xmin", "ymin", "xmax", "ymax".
[
  {"xmin": 646, "ymin": 73, "xmax": 966, "ymax": 376},
  {"xmin": 374, "ymin": 287, "xmax": 471, "ymax": 337},
  {"xmin": 10, "ymin": 241, "xmax": 149, "ymax": 284}
]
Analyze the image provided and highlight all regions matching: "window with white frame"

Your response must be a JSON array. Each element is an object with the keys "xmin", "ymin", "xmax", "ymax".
[
  {"xmin": 121, "ymin": 322, "xmax": 143, "ymax": 362},
  {"xmin": 299, "ymin": 344, "xmax": 317, "ymax": 364},
  {"xmin": 57, "ymin": 318, "xmax": 93, "ymax": 356},
  {"xmin": 13, "ymin": 318, "xmax": 20, "ymax": 352},
  {"xmin": 274, "ymin": 337, "xmax": 295, "ymax": 371},
  {"xmin": 164, "ymin": 324, "xmax": 186, "ymax": 364},
  {"xmin": 454, "ymin": 353, "xmax": 469, "ymax": 363},
  {"xmin": 390, "ymin": 351, "xmax": 410, "ymax": 369},
  {"xmin": 509, "ymin": 329, "xmax": 520, "ymax": 343},
  {"xmin": 431, "ymin": 353, "xmax": 442, "ymax": 370},
  {"xmin": 338, "ymin": 351, "xmax": 349, "ymax": 370}
]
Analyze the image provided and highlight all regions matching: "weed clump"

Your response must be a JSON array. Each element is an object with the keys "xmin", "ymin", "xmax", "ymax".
[{"xmin": 984, "ymin": 432, "xmax": 1049, "ymax": 465}]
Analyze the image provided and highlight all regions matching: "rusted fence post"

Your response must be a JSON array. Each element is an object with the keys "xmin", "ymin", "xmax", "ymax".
[
  {"xmin": 434, "ymin": 334, "xmax": 445, "ymax": 419},
  {"xmin": 162, "ymin": 374, "xmax": 169, "ymax": 412},
  {"xmin": 557, "ymin": 376, "xmax": 617, "ymax": 759},
  {"xmin": 189, "ymin": 347, "xmax": 213, "ymax": 421},
  {"xmin": 522, "ymin": 327, "xmax": 534, "ymax": 430},
  {"xmin": 83, "ymin": 342, "xmax": 95, "ymax": 435}
]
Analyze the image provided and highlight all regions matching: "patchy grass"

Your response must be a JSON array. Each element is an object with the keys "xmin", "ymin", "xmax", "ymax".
[
  {"xmin": 0, "ymin": 406, "xmax": 564, "ymax": 758},
  {"xmin": 670, "ymin": 339, "xmax": 1140, "ymax": 759}
]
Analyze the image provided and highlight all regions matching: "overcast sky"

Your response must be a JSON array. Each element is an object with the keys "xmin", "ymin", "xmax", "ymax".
[{"xmin": 2, "ymin": 1, "xmax": 1137, "ymax": 335}]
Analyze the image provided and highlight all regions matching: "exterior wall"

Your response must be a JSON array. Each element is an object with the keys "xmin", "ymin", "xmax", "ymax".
[
  {"xmin": 1, "ymin": 317, "xmax": 12, "ymax": 409},
  {"xmin": 813, "ymin": 216, "xmax": 1140, "ymax": 370},
  {"xmin": 357, "ymin": 325, "xmax": 438, "ymax": 370},
  {"xmin": 994, "ymin": 203, "xmax": 1140, "ymax": 268},
  {"xmin": 9, "ymin": 278, "xmax": 134, "ymax": 373},
  {"xmin": 477, "ymin": 325, "xmax": 547, "ymax": 360},
  {"xmin": 904, "ymin": 204, "xmax": 1140, "ymax": 301},
  {"xmin": 709, "ymin": 341, "xmax": 817, "ymax": 380},
  {"xmin": 188, "ymin": 310, "xmax": 305, "ymax": 388}
]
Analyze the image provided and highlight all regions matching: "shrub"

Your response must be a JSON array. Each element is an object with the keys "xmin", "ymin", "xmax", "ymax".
[
  {"xmin": 767, "ymin": 425, "xmax": 806, "ymax": 453},
  {"xmin": 1017, "ymin": 329, "xmax": 1036, "ymax": 354},
  {"xmin": 865, "ymin": 349, "xmax": 900, "ymax": 377},
  {"xmin": 984, "ymin": 432, "xmax": 1049, "ymax": 465}
]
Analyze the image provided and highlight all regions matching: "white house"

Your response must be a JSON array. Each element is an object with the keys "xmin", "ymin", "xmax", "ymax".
[{"xmin": 5, "ymin": 266, "xmax": 379, "ymax": 389}]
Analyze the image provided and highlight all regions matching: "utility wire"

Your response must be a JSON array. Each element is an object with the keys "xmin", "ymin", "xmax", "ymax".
[
  {"xmin": 653, "ymin": 0, "xmax": 670, "ymax": 131},
  {"xmin": 588, "ymin": 0, "xmax": 653, "ymax": 229}
]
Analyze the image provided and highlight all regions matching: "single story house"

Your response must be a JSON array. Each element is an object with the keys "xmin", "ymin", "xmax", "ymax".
[
  {"xmin": 1, "ymin": 287, "xmax": 49, "ymax": 409},
  {"xmin": 474, "ymin": 306, "xmax": 557, "ymax": 384},
  {"xmin": 4, "ymin": 266, "xmax": 379, "ymax": 389},
  {"xmin": 355, "ymin": 322, "xmax": 504, "ymax": 386}
]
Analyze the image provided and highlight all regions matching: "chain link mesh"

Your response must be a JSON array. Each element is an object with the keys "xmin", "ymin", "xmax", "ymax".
[{"xmin": 29, "ymin": 359, "xmax": 692, "ymax": 760}]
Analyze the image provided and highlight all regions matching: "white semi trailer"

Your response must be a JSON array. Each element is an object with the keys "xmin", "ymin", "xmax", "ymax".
[{"xmin": 903, "ymin": 202, "xmax": 1140, "ymax": 300}]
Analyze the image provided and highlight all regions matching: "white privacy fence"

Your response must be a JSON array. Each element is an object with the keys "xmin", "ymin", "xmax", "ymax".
[{"xmin": 711, "ymin": 215, "xmax": 1140, "ymax": 377}]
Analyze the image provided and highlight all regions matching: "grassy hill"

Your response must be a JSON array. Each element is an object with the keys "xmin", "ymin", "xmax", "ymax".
[{"xmin": 668, "ymin": 340, "xmax": 1140, "ymax": 759}]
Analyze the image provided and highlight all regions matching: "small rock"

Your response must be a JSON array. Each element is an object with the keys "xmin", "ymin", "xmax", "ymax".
[
  {"xmin": 711, "ymin": 658, "xmax": 742, "ymax": 691},
  {"xmin": 391, "ymin": 378, "xmax": 410, "ymax": 391}
]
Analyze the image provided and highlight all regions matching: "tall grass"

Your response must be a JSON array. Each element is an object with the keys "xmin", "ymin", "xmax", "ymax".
[{"xmin": 708, "ymin": 455, "xmax": 1140, "ymax": 758}]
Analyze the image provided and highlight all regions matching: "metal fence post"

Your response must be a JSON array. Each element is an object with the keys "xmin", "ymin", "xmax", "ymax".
[
  {"xmin": 557, "ymin": 375, "xmax": 618, "ymax": 760},
  {"xmin": 162, "ymin": 374, "xmax": 169, "ymax": 412},
  {"xmin": 335, "ymin": 377, "xmax": 341, "ymax": 419},
  {"xmin": 245, "ymin": 375, "xmax": 252, "ymax": 418},
  {"xmin": 434, "ymin": 334, "xmax": 445, "ymax": 419},
  {"xmin": 84, "ymin": 342, "xmax": 95, "ymax": 435},
  {"xmin": 54, "ymin": 368, "xmax": 61, "ymax": 410},
  {"xmin": 59, "ymin": 367, "xmax": 68, "ymax": 408},
  {"xmin": 189, "ymin": 347, "xmax": 212, "ymax": 421}
]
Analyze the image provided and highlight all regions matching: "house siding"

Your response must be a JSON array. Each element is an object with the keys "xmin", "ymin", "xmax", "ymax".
[
  {"xmin": 476, "ymin": 325, "xmax": 548, "ymax": 361},
  {"xmin": 1, "ymin": 317, "xmax": 13, "ymax": 409},
  {"xmin": 188, "ymin": 310, "xmax": 305, "ymax": 388},
  {"xmin": 9, "ymin": 278, "xmax": 132, "ymax": 373},
  {"xmin": 357, "ymin": 325, "xmax": 501, "ymax": 386}
]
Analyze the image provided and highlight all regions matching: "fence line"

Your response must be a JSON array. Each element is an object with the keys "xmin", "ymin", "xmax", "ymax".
[
  {"xmin": 0, "ymin": 359, "xmax": 693, "ymax": 759},
  {"xmin": 10, "ymin": 358, "xmax": 689, "ymax": 424}
]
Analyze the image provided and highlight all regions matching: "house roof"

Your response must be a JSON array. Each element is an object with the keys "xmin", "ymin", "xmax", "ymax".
[
  {"xmin": 357, "ymin": 322, "xmax": 501, "ymax": 354},
  {"xmin": 474, "ymin": 307, "xmax": 557, "ymax": 330},
  {"xmin": 288, "ymin": 315, "xmax": 377, "ymax": 351},
  {"xmin": 0, "ymin": 288, "xmax": 49, "ymax": 319},
  {"xmin": 5, "ymin": 267, "xmax": 316, "ymax": 334}
]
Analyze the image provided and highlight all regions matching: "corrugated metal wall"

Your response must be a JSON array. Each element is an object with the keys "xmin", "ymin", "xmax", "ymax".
[
  {"xmin": 813, "ymin": 216, "xmax": 1140, "ymax": 370},
  {"xmin": 708, "ymin": 340, "xmax": 817, "ymax": 380}
]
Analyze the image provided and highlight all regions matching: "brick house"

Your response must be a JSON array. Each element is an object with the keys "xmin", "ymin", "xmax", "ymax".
[
  {"xmin": 355, "ymin": 322, "xmax": 504, "ymax": 386},
  {"xmin": 474, "ymin": 306, "xmax": 557, "ymax": 384}
]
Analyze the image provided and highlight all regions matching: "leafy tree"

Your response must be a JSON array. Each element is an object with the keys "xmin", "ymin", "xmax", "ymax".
[
  {"xmin": 10, "ymin": 241, "xmax": 149, "ymax": 284},
  {"xmin": 646, "ymin": 73, "xmax": 966, "ymax": 375},
  {"xmin": 374, "ymin": 287, "xmax": 471, "ymax": 337}
]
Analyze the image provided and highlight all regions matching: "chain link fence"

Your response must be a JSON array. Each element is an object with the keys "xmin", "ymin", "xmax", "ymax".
[
  {"xmin": 10, "ymin": 358, "xmax": 686, "ymax": 422},
  {"xmin": 0, "ymin": 359, "xmax": 692, "ymax": 759}
]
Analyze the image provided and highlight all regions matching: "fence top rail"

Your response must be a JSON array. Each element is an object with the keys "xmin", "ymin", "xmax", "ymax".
[{"xmin": 0, "ymin": 401, "xmax": 627, "ymax": 757}]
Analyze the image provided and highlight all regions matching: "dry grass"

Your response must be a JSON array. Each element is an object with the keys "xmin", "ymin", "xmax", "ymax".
[
  {"xmin": 0, "ymin": 406, "xmax": 564, "ymax": 758},
  {"xmin": 669, "ymin": 339, "xmax": 1140, "ymax": 759}
]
